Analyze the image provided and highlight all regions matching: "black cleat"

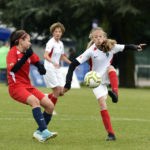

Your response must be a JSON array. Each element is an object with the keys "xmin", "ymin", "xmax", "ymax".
[
  {"xmin": 108, "ymin": 90, "xmax": 118, "ymax": 103},
  {"xmin": 106, "ymin": 133, "xmax": 116, "ymax": 141}
]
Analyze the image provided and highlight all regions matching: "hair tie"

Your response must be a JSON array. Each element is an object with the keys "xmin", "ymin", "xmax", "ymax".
[{"xmin": 15, "ymin": 33, "xmax": 27, "ymax": 43}]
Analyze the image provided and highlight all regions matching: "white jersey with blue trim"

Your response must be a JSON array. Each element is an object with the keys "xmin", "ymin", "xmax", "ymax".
[
  {"xmin": 76, "ymin": 43, "xmax": 125, "ymax": 77},
  {"xmin": 44, "ymin": 37, "xmax": 64, "ymax": 68}
]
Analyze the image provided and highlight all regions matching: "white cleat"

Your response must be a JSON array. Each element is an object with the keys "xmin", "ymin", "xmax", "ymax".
[
  {"xmin": 41, "ymin": 129, "xmax": 58, "ymax": 142},
  {"xmin": 33, "ymin": 130, "xmax": 43, "ymax": 142},
  {"xmin": 33, "ymin": 129, "xmax": 58, "ymax": 142},
  {"xmin": 52, "ymin": 110, "xmax": 57, "ymax": 115}
]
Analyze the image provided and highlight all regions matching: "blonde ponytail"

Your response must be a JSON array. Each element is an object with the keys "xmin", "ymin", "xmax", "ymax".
[{"xmin": 99, "ymin": 39, "xmax": 117, "ymax": 53}]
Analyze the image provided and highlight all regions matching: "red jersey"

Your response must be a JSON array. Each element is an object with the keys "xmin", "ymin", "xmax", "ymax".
[{"xmin": 7, "ymin": 46, "xmax": 40, "ymax": 88}]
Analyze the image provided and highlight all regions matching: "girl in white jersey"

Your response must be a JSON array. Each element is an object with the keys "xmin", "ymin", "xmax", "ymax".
[
  {"xmin": 64, "ymin": 27, "xmax": 146, "ymax": 141},
  {"xmin": 87, "ymin": 33, "xmax": 119, "ymax": 103},
  {"xmin": 43, "ymin": 22, "xmax": 71, "ymax": 106}
]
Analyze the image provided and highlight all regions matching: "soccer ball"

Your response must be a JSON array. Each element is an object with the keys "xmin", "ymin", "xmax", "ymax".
[{"xmin": 84, "ymin": 71, "xmax": 101, "ymax": 88}]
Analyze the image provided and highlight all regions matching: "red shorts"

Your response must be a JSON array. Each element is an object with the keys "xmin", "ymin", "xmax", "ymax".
[{"xmin": 8, "ymin": 86, "xmax": 45, "ymax": 104}]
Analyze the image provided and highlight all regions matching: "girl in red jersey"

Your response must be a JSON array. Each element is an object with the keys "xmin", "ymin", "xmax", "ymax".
[{"xmin": 7, "ymin": 30, "xmax": 57, "ymax": 142}]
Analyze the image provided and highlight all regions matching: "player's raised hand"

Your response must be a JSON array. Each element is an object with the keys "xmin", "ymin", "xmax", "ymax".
[
  {"xmin": 25, "ymin": 47, "xmax": 33, "ymax": 57},
  {"xmin": 137, "ymin": 44, "xmax": 146, "ymax": 52}
]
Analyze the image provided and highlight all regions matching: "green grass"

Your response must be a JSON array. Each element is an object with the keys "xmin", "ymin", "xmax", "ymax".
[{"xmin": 0, "ymin": 82, "xmax": 150, "ymax": 150}]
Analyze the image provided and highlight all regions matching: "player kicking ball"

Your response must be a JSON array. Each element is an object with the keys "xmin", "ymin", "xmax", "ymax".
[{"xmin": 64, "ymin": 27, "xmax": 146, "ymax": 141}]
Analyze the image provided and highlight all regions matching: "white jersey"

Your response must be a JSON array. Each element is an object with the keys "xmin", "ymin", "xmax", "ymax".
[
  {"xmin": 76, "ymin": 43, "xmax": 125, "ymax": 77},
  {"xmin": 44, "ymin": 37, "xmax": 64, "ymax": 68}
]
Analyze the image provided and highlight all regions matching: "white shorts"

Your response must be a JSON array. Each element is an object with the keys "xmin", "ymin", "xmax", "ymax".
[
  {"xmin": 92, "ymin": 70, "xmax": 110, "ymax": 100},
  {"xmin": 92, "ymin": 83, "xmax": 108, "ymax": 100},
  {"xmin": 43, "ymin": 67, "xmax": 64, "ymax": 88}
]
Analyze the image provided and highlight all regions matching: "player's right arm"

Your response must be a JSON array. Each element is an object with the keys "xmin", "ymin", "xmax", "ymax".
[
  {"xmin": 64, "ymin": 59, "xmax": 80, "ymax": 92},
  {"xmin": 44, "ymin": 40, "xmax": 53, "ymax": 62},
  {"xmin": 44, "ymin": 39, "xmax": 59, "ymax": 67},
  {"xmin": 64, "ymin": 48, "xmax": 92, "ymax": 92}
]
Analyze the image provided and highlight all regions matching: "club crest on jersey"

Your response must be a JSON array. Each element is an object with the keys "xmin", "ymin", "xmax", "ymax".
[
  {"xmin": 10, "ymin": 63, "xmax": 14, "ymax": 66},
  {"xmin": 94, "ymin": 56, "xmax": 98, "ymax": 59},
  {"xmin": 106, "ymin": 53, "xmax": 109, "ymax": 57}
]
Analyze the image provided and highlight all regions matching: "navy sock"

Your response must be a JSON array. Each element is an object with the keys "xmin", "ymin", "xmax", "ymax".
[
  {"xmin": 32, "ymin": 107, "xmax": 47, "ymax": 132},
  {"xmin": 43, "ymin": 111, "xmax": 52, "ymax": 125},
  {"xmin": 37, "ymin": 111, "xmax": 52, "ymax": 131}
]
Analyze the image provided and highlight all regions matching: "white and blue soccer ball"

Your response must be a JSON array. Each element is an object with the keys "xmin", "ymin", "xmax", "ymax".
[{"xmin": 84, "ymin": 71, "xmax": 101, "ymax": 88}]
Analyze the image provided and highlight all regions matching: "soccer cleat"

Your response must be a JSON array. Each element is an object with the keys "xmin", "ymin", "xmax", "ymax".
[
  {"xmin": 108, "ymin": 90, "xmax": 118, "ymax": 103},
  {"xmin": 33, "ymin": 129, "xmax": 57, "ymax": 142},
  {"xmin": 33, "ymin": 130, "xmax": 43, "ymax": 142},
  {"xmin": 106, "ymin": 133, "xmax": 116, "ymax": 141},
  {"xmin": 41, "ymin": 129, "xmax": 58, "ymax": 142}
]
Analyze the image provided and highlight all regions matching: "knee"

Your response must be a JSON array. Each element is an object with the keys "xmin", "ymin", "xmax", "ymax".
[
  {"xmin": 45, "ymin": 99, "xmax": 54, "ymax": 114},
  {"xmin": 46, "ymin": 103, "xmax": 54, "ymax": 114},
  {"xmin": 53, "ymin": 87, "xmax": 61, "ymax": 96},
  {"xmin": 108, "ymin": 65, "xmax": 115, "ymax": 73},
  {"xmin": 100, "ymin": 103, "xmax": 107, "ymax": 110},
  {"xmin": 98, "ymin": 97, "xmax": 107, "ymax": 110},
  {"xmin": 27, "ymin": 96, "xmax": 40, "ymax": 108}
]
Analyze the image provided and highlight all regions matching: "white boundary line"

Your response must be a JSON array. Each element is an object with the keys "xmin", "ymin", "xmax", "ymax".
[{"xmin": 0, "ymin": 117, "xmax": 150, "ymax": 122}]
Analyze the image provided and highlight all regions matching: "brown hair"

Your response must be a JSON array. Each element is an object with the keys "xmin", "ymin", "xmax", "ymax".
[
  {"xmin": 87, "ymin": 27, "xmax": 117, "ymax": 52},
  {"xmin": 50, "ymin": 22, "xmax": 65, "ymax": 34},
  {"xmin": 10, "ymin": 30, "xmax": 27, "ymax": 48}
]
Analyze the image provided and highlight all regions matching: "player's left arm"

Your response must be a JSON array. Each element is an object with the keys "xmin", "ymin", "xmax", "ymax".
[
  {"xmin": 61, "ymin": 54, "xmax": 71, "ymax": 64},
  {"xmin": 10, "ymin": 47, "xmax": 33, "ymax": 73},
  {"xmin": 30, "ymin": 53, "xmax": 46, "ymax": 75},
  {"xmin": 124, "ymin": 44, "xmax": 146, "ymax": 51}
]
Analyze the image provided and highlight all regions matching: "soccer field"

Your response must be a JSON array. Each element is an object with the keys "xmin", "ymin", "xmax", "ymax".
[{"xmin": 0, "ymin": 83, "xmax": 150, "ymax": 150}]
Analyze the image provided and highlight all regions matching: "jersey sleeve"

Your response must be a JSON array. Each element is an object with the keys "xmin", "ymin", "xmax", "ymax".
[
  {"xmin": 111, "ymin": 44, "xmax": 125, "ymax": 54},
  {"xmin": 7, "ymin": 49, "xmax": 18, "ymax": 71},
  {"xmin": 76, "ymin": 48, "xmax": 91, "ymax": 64},
  {"xmin": 45, "ymin": 40, "xmax": 54, "ymax": 53},
  {"xmin": 30, "ymin": 53, "xmax": 40, "ymax": 64}
]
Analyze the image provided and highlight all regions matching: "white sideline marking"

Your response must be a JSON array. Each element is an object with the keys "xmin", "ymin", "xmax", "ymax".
[
  {"xmin": 0, "ymin": 117, "xmax": 150, "ymax": 122},
  {"xmin": 111, "ymin": 117, "xmax": 150, "ymax": 122}
]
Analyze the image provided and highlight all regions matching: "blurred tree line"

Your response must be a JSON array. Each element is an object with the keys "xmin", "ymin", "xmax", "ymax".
[{"xmin": 0, "ymin": 0, "xmax": 150, "ymax": 87}]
